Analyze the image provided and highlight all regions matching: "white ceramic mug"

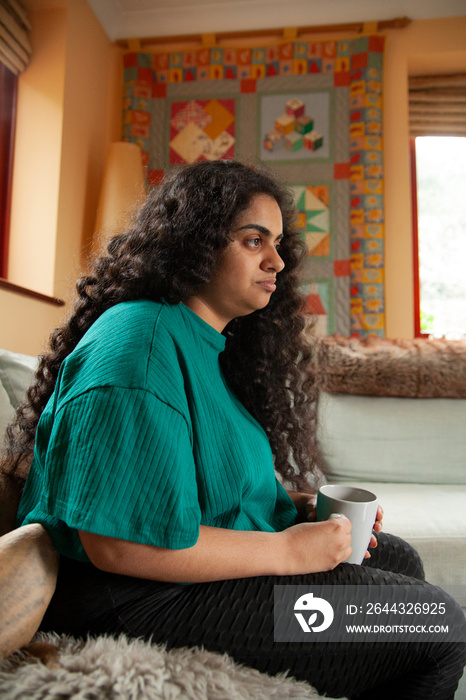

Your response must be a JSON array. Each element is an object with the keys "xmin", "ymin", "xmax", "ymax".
[{"xmin": 316, "ymin": 485, "xmax": 378, "ymax": 565}]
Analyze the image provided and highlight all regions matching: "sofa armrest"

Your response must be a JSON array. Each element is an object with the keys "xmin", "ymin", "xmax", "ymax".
[{"xmin": 0, "ymin": 524, "xmax": 59, "ymax": 657}]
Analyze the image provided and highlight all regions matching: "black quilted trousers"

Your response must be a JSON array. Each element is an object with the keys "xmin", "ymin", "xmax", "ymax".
[{"xmin": 42, "ymin": 533, "xmax": 466, "ymax": 699}]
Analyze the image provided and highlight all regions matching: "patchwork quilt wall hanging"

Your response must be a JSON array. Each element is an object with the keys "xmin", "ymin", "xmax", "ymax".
[{"xmin": 122, "ymin": 36, "xmax": 385, "ymax": 337}]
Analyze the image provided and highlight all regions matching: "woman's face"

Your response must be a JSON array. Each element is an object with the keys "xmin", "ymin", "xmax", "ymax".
[{"xmin": 185, "ymin": 194, "xmax": 285, "ymax": 332}]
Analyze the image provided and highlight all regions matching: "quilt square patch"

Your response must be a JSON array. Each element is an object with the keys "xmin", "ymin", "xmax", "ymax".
[{"xmin": 169, "ymin": 98, "xmax": 235, "ymax": 164}]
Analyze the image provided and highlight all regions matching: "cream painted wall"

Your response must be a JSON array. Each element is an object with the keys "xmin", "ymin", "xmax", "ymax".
[
  {"xmin": 7, "ymin": 7, "xmax": 66, "ymax": 297},
  {"xmin": 2, "ymin": 0, "xmax": 122, "ymax": 355},
  {"xmin": 383, "ymin": 16, "xmax": 466, "ymax": 337},
  {"xmin": 54, "ymin": 0, "xmax": 122, "ymax": 300},
  {"xmin": 0, "ymin": 290, "xmax": 67, "ymax": 356}
]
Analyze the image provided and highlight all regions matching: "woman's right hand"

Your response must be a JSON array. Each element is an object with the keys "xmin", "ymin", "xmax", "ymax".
[{"xmin": 278, "ymin": 516, "xmax": 352, "ymax": 575}]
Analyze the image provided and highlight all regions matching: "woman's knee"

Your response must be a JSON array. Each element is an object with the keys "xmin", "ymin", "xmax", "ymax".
[{"xmin": 364, "ymin": 531, "xmax": 425, "ymax": 580}]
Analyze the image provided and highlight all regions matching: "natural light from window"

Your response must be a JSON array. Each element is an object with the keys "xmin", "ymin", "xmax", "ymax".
[{"xmin": 415, "ymin": 136, "xmax": 466, "ymax": 338}]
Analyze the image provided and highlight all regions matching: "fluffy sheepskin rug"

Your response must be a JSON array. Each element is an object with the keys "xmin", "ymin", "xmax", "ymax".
[
  {"xmin": 313, "ymin": 334, "xmax": 466, "ymax": 398},
  {"xmin": 0, "ymin": 632, "xmax": 322, "ymax": 700}
]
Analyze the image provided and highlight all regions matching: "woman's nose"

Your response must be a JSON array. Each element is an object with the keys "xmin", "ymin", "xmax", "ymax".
[{"xmin": 262, "ymin": 245, "xmax": 285, "ymax": 272}]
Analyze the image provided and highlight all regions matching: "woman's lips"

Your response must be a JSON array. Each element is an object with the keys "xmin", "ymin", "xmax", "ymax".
[{"xmin": 257, "ymin": 280, "xmax": 277, "ymax": 292}]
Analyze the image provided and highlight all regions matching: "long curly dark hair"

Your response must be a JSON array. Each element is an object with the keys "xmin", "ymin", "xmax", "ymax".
[{"xmin": 3, "ymin": 159, "xmax": 324, "ymax": 492}]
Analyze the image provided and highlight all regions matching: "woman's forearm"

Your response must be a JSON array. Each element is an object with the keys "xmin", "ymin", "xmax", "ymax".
[
  {"xmin": 79, "ymin": 516, "xmax": 351, "ymax": 583},
  {"xmin": 79, "ymin": 525, "xmax": 288, "ymax": 583}
]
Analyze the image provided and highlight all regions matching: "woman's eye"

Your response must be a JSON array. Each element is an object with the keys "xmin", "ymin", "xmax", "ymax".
[{"xmin": 246, "ymin": 237, "xmax": 262, "ymax": 248}]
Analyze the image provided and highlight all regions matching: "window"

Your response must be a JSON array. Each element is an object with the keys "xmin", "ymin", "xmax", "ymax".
[
  {"xmin": 411, "ymin": 136, "xmax": 466, "ymax": 338},
  {"xmin": 409, "ymin": 74, "xmax": 466, "ymax": 338},
  {"xmin": 0, "ymin": 0, "xmax": 32, "ymax": 280},
  {"xmin": 0, "ymin": 61, "xmax": 17, "ymax": 278}
]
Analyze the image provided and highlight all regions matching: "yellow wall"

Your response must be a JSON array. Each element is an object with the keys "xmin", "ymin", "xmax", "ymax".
[
  {"xmin": 7, "ymin": 5, "xmax": 66, "ymax": 298},
  {"xmin": 2, "ymin": 10, "xmax": 465, "ymax": 354},
  {"xmin": 2, "ymin": 0, "xmax": 121, "ymax": 355},
  {"xmin": 0, "ymin": 289, "xmax": 66, "ymax": 356},
  {"xmin": 54, "ymin": 0, "xmax": 122, "ymax": 299}
]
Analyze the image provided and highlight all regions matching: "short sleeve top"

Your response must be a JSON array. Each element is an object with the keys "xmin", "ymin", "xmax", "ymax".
[{"xmin": 17, "ymin": 300, "xmax": 297, "ymax": 560}]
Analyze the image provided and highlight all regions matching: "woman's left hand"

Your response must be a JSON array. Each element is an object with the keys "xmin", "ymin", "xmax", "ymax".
[
  {"xmin": 304, "ymin": 493, "xmax": 317, "ymax": 522},
  {"xmin": 365, "ymin": 504, "xmax": 384, "ymax": 558},
  {"xmin": 286, "ymin": 490, "xmax": 317, "ymax": 523}
]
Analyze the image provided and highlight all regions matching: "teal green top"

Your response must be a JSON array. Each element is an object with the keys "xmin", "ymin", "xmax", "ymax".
[{"xmin": 17, "ymin": 300, "xmax": 297, "ymax": 562}]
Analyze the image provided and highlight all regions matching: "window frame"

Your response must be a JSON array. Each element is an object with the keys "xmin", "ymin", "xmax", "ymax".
[
  {"xmin": 0, "ymin": 62, "xmax": 18, "ymax": 279},
  {"xmin": 410, "ymin": 138, "xmax": 427, "ymax": 338},
  {"xmin": 410, "ymin": 135, "xmax": 466, "ymax": 339}
]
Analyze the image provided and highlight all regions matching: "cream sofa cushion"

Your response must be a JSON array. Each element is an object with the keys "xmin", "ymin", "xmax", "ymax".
[
  {"xmin": 0, "ymin": 381, "xmax": 14, "ymax": 452},
  {"xmin": 317, "ymin": 392, "xmax": 466, "ymax": 485},
  {"xmin": 0, "ymin": 350, "xmax": 37, "ymax": 453},
  {"xmin": 338, "ymin": 481, "xmax": 466, "ymax": 602},
  {"xmin": 0, "ymin": 350, "xmax": 37, "ymax": 407}
]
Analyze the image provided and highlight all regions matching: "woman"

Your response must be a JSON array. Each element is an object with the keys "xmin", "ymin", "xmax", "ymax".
[{"xmin": 5, "ymin": 160, "xmax": 465, "ymax": 698}]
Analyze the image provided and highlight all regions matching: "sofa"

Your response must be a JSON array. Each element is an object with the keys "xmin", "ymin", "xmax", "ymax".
[
  {"xmin": 0, "ymin": 341, "xmax": 465, "ymax": 698},
  {"xmin": 314, "ymin": 335, "xmax": 466, "ymax": 610}
]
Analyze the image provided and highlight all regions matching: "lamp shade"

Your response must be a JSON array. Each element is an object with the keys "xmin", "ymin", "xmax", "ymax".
[{"xmin": 93, "ymin": 141, "xmax": 146, "ymax": 253}]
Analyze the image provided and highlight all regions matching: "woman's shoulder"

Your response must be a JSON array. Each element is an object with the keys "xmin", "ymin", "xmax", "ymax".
[
  {"xmin": 94, "ymin": 299, "xmax": 164, "ymax": 332},
  {"xmin": 80, "ymin": 300, "xmax": 164, "ymax": 360},
  {"xmin": 85, "ymin": 298, "xmax": 184, "ymax": 346},
  {"xmin": 58, "ymin": 300, "xmax": 181, "ymax": 398}
]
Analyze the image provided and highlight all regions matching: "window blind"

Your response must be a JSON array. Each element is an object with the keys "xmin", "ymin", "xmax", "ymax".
[
  {"xmin": 409, "ymin": 74, "xmax": 466, "ymax": 138},
  {"xmin": 0, "ymin": 0, "xmax": 31, "ymax": 75}
]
